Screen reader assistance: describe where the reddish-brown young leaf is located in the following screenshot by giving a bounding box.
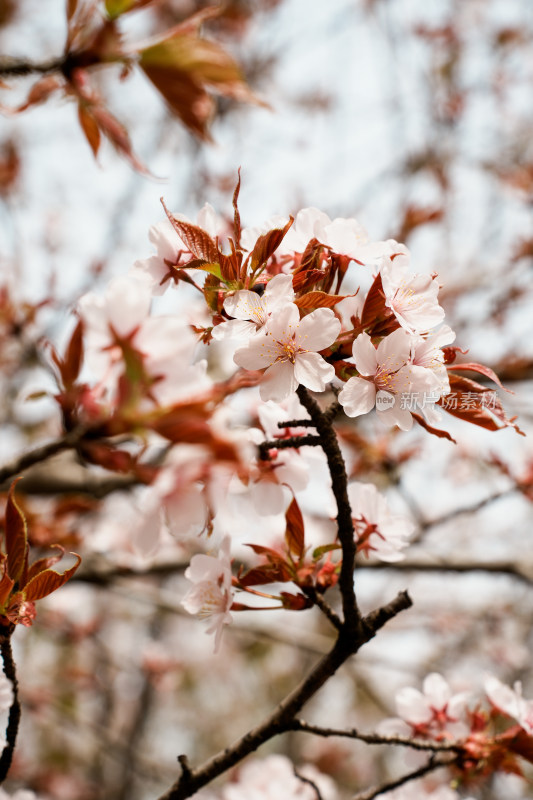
[505,728,533,765]
[292,269,326,293]
[280,591,312,610]
[441,374,524,435]
[295,290,347,310]
[78,103,101,158]
[25,545,65,584]
[411,412,457,443]
[4,481,29,586]
[232,169,242,248]
[0,556,14,609]
[442,345,469,364]
[447,362,511,392]
[284,496,305,558]
[23,553,82,603]
[161,199,220,263]
[60,317,84,388]
[238,563,291,587]
[1,75,63,114]
[249,218,294,272]
[89,101,153,176]
[360,272,387,329]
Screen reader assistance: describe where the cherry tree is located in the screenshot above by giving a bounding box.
[0,2,532,800]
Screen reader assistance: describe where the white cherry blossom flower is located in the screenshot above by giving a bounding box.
[348,482,414,561]
[485,675,533,734]
[221,755,338,800]
[380,252,445,334]
[212,274,295,341]
[182,536,234,652]
[78,274,211,408]
[377,673,472,740]
[233,304,340,402]
[338,329,430,430]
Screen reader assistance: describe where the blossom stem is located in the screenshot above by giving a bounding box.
[0,634,20,783]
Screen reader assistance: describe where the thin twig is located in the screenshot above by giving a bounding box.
[301,587,342,630]
[0,427,87,485]
[289,720,463,753]
[0,57,65,77]
[0,635,20,783]
[258,434,322,460]
[351,755,458,800]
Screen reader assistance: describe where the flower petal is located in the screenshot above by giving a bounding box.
[338,377,376,417]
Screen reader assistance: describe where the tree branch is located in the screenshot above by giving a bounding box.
[0,427,87,485]
[351,754,458,800]
[0,635,20,783]
[0,57,65,77]
[295,386,361,633]
[288,719,463,753]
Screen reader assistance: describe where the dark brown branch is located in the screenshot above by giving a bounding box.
[0,635,20,783]
[0,57,65,77]
[357,560,533,586]
[351,754,458,800]
[0,427,87,485]
[288,720,463,753]
[296,387,360,633]
[277,419,317,429]
[301,587,343,630]
[362,590,412,637]
[258,434,322,460]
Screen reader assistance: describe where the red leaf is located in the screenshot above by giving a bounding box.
[24,553,82,602]
[238,563,291,587]
[0,557,14,609]
[61,318,84,388]
[440,374,524,435]
[89,101,154,176]
[506,729,533,765]
[295,290,348,310]
[285,497,305,558]
[442,345,469,364]
[78,103,101,158]
[5,481,29,585]
[411,412,457,443]
[250,218,294,272]
[448,362,511,392]
[360,272,387,328]
[280,591,312,610]
[25,545,65,584]
[161,199,220,262]
[1,76,62,114]
[232,169,242,249]
[292,269,325,293]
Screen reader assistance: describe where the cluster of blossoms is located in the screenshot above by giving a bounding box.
[378,672,533,790]
[57,196,516,653]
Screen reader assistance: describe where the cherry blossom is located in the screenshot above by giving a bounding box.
[377,673,472,740]
[380,252,445,334]
[132,203,223,294]
[78,273,211,408]
[212,274,295,341]
[220,755,338,800]
[233,304,341,402]
[348,481,414,561]
[182,536,235,652]
[338,329,436,430]
[484,675,533,734]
